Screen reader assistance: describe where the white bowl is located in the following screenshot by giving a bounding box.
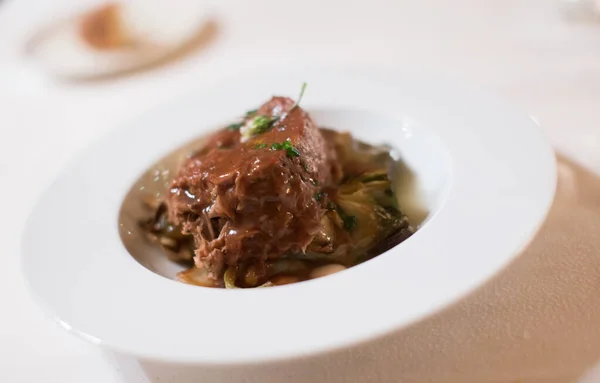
[20,69,556,382]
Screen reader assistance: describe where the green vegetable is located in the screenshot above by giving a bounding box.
[245,109,258,117]
[254,143,267,149]
[314,191,323,201]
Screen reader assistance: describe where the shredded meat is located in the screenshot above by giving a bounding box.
[167,97,337,278]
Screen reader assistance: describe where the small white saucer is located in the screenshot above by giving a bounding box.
[26,0,213,80]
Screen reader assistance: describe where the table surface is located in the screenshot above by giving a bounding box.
[1,0,600,382]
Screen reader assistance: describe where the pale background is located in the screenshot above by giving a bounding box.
[1,0,600,382]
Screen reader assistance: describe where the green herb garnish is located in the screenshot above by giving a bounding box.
[285,146,300,158]
[270,138,300,157]
[290,82,307,112]
[254,143,267,149]
[314,191,323,201]
[253,115,278,133]
[227,122,244,131]
[243,115,278,139]
[240,83,308,140]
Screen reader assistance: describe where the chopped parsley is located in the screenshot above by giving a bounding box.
[242,115,278,140]
[251,115,278,134]
[254,139,300,158]
[314,191,323,201]
[285,145,300,158]
[229,109,261,134]
[270,139,300,157]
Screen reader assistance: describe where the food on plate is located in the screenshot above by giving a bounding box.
[140,84,414,288]
[79,3,131,50]
[26,1,213,80]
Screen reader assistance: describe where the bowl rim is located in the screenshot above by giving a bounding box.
[20,68,556,364]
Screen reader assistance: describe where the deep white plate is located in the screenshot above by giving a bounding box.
[21,69,556,365]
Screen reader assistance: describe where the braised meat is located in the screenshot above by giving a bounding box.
[134,85,417,288]
[167,97,337,279]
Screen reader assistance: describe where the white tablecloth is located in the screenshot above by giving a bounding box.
[1,0,600,382]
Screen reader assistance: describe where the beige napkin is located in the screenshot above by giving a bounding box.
[112,153,600,383]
